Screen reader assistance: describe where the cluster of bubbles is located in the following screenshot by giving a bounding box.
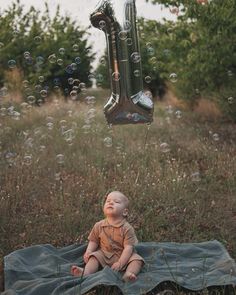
[165,105,182,119]
[3,44,87,104]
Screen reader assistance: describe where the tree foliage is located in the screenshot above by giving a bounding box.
[144,0,236,120]
[0,0,95,103]
[96,0,236,120]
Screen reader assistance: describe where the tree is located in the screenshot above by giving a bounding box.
[0,0,95,103]
[144,0,236,120]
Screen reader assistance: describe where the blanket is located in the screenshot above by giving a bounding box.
[2,240,236,294]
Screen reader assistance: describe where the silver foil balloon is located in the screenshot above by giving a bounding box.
[90,0,154,125]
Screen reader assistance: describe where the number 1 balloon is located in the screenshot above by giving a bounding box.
[90,0,154,125]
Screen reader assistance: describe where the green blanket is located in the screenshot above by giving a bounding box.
[2,240,236,294]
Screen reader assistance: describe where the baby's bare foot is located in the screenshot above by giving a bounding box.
[122,271,137,282]
[71,265,84,277]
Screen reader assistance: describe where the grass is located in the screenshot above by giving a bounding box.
[0,88,236,294]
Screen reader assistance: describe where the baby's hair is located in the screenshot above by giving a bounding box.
[103,191,129,209]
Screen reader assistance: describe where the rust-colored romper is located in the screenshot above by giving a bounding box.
[88,218,144,270]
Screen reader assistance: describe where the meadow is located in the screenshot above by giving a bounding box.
[0,88,236,294]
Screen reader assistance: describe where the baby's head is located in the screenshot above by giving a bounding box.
[103,191,129,218]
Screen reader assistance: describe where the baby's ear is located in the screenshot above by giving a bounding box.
[123,208,128,217]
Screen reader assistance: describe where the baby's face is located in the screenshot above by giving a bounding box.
[103,192,128,218]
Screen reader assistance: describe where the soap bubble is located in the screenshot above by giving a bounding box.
[73,79,80,86]
[25,57,34,65]
[68,110,73,117]
[56,154,65,164]
[134,70,140,77]
[0,86,8,97]
[99,20,106,30]
[54,85,61,92]
[212,133,219,141]
[25,87,32,95]
[75,57,81,64]
[144,76,152,83]
[124,20,131,31]
[195,88,200,95]
[227,70,233,77]
[149,57,157,64]
[12,111,21,120]
[112,72,120,81]
[46,122,53,130]
[39,145,46,152]
[72,44,79,51]
[38,76,44,82]
[60,120,67,128]
[71,63,77,71]
[0,107,6,116]
[68,78,74,85]
[53,78,61,85]
[22,80,30,88]
[131,52,141,63]
[163,49,171,57]
[70,90,78,100]
[96,74,104,83]
[88,74,95,82]
[23,154,32,165]
[24,51,31,59]
[87,108,96,119]
[59,48,66,55]
[36,56,44,65]
[126,38,133,46]
[5,152,16,165]
[147,47,155,56]
[27,95,36,104]
[35,84,42,93]
[57,59,63,65]
[160,142,170,153]
[82,124,91,134]
[65,65,73,74]
[79,82,86,90]
[191,172,201,182]
[63,129,75,143]
[228,96,234,104]
[40,89,47,98]
[85,96,96,105]
[100,57,106,65]
[169,6,179,15]
[175,110,182,119]
[12,29,19,37]
[169,73,178,83]
[54,172,61,181]
[166,105,173,114]
[104,137,112,147]
[8,60,17,69]
[48,54,56,63]
[34,36,41,44]
[118,31,127,40]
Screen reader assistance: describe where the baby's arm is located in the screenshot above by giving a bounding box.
[84,241,98,263]
[111,245,133,271]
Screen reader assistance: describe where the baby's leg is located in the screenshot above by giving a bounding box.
[122,260,143,282]
[71,256,100,277]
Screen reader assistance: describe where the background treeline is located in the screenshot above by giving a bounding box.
[0,0,94,103]
[97,0,236,121]
[0,0,236,121]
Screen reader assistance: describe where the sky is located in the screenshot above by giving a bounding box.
[0,0,176,66]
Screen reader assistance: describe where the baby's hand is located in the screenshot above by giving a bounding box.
[111,261,122,271]
[83,251,91,263]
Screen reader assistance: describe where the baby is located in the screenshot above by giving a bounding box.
[71,191,144,282]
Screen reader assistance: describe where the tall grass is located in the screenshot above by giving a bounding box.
[0,89,236,293]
